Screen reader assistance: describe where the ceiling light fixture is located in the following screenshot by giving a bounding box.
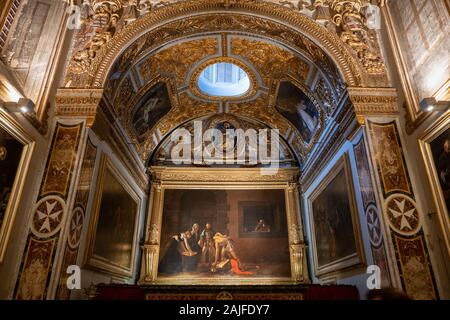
[1,98,36,114]
[419,97,450,112]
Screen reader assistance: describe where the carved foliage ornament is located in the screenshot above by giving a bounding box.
[329,0,386,74]
[69,0,124,74]
[65,0,365,88]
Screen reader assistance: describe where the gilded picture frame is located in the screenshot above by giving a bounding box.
[382,1,450,130]
[307,153,366,278]
[139,167,309,285]
[0,109,35,263]
[419,110,450,258]
[84,154,141,278]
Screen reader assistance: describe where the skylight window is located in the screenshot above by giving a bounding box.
[197,62,250,97]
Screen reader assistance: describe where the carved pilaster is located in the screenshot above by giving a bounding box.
[55,88,104,127]
[290,244,308,282]
[139,180,163,284]
[139,244,160,283]
[286,182,310,283]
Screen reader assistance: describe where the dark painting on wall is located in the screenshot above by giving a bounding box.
[275,81,319,143]
[132,82,172,140]
[239,201,287,238]
[310,155,364,275]
[0,126,24,226]
[430,127,450,216]
[92,166,138,271]
[158,189,290,280]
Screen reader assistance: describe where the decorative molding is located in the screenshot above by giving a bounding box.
[150,167,300,184]
[66,0,366,88]
[347,87,398,124]
[329,0,387,76]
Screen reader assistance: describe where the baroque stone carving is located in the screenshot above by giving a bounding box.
[68,0,124,74]
[148,223,159,244]
[329,0,386,75]
[150,166,300,183]
[289,224,302,245]
[65,0,364,88]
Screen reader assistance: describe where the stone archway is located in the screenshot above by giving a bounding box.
[65,0,374,89]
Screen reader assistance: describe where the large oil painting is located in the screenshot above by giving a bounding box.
[275,81,320,143]
[85,156,140,277]
[309,154,365,277]
[157,189,291,280]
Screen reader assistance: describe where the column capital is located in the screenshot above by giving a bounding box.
[55,88,104,127]
[347,87,399,124]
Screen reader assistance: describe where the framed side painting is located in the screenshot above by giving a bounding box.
[0,111,35,262]
[307,153,366,277]
[84,155,141,278]
[419,112,450,258]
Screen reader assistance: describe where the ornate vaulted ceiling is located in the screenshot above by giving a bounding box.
[61,0,390,167]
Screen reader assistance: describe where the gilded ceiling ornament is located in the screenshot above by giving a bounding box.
[229,96,307,160]
[314,76,335,116]
[64,1,364,88]
[230,37,310,88]
[138,38,218,86]
[59,0,394,171]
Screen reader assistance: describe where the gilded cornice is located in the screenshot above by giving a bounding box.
[347,87,398,124]
[150,166,300,184]
[55,88,104,127]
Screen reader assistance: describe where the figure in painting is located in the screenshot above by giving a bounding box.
[211,233,252,276]
[315,204,337,260]
[132,82,172,141]
[0,145,6,160]
[199,223,215,266]
[188,223,201,268]
[295,101,319,135]
[254,219,271,233]
[158,229,198,274]
[275,81,320,143]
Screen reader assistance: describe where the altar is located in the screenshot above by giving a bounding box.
[92,284,360,300]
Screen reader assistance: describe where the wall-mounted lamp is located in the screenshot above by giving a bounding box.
[419,97,450,112]
[1,98,35,114]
